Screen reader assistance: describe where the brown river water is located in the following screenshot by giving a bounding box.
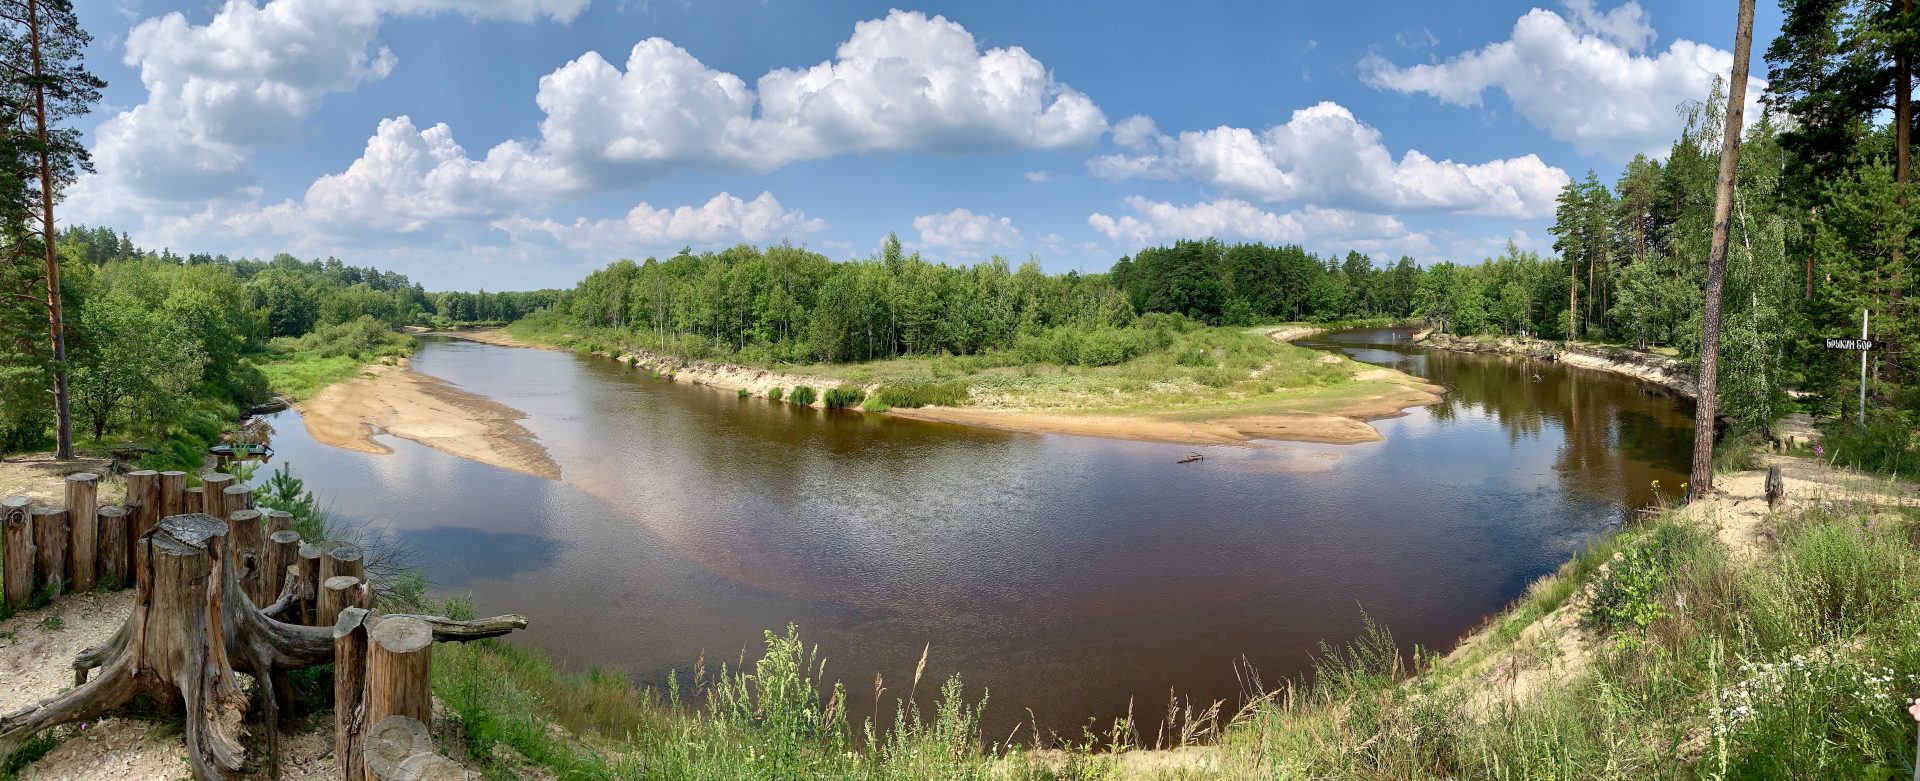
[255,327,1694,736]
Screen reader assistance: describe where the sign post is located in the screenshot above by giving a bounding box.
[1819,309,1874,429]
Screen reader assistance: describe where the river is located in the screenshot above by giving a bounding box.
[253,327,1694,736]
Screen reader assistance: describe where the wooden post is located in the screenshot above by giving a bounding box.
[1766,465,1785,510]
[2,497,32,609]
[222,484,253,515]
[229,509,266,605]
[97,505,129,589]
[158,470,186,517]
[184,486,204,515]
[265,530,301,605]
[322,541,366,588]
[334,607,371,781]
[364,617,434,768]
[298,542,323,625]
[201,473,235,522]
[319,575,361,630]
[64,473,97,591]
[31,507,67,595]
[124,470,159,543]
[365,714,466,781]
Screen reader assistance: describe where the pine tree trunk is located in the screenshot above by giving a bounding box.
[1690,0,1757,501]
[25,0,72,460]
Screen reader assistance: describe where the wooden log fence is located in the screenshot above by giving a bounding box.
[2,467,510,780]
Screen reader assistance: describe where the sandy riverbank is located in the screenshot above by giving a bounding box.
[296,358,561,480]
[440,326,1443,448]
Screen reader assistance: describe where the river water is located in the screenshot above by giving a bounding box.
[254,328,1694,735]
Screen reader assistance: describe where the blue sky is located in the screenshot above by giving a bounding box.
[68,0,1783,291]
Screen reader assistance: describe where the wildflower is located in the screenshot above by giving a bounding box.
[1814,444,1824,456]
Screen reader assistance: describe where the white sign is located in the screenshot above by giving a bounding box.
[1825,338,1876,351]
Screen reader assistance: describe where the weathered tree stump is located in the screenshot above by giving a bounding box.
[322,542,365,587]
[64,473,98,590]
[201,474,235,521]
[265,530,301,605]
[125,470,160,543]
[335,608,372,781]
[98,505,129,589]
[185,486,206,515]
[30,508,67,595]
[224,484,254,515]
[2,497,31,609]
[365,715,469,780]
[365,617,433,768]
[0,513,527,780]
[230,509,266,605]
[320,576,362,630]
[298,542,324,625]
[1766,464,1784,510]
[159,471,186,517]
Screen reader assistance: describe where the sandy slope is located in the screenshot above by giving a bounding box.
[295,359,560,480]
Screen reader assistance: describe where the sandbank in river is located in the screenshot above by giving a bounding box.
[294,358,561,479]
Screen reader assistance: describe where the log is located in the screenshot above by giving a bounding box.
[185,486,205,515]
[1,512,524,781]
[364,617,434,771]
[298,542,323,625]
[229,510,266,605]
[31,508,68,595]
[97,506,129,590]
[223,484,254,515]
[2,497,31,610]
[1766,464,1785,510]
[334,608,371,781]
[319,575,361,630]
[265,530,300,604]
[64,473,98,591]
[365,715,468,780]
[322,541,366,586]
[158,471,186,517]
[124,470,159,543]
[264,509,292,537]
[201,474,235,522]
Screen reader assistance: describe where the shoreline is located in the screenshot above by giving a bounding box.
[1419,331,1698,398]
[437,327,1446,448]
[293,357,562,480]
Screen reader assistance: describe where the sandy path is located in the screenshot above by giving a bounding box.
[296,359,561,480]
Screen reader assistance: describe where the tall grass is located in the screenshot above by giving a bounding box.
[1209,499,1920,780]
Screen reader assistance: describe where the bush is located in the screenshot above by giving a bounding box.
[823,385,865,409]
[271,315,414,361]
[1823,410,1918,476]
[861,398,890,412]
[872,380,968,408]
[768,387,783,401]
[737,388,750,398]
[788,386,816,406]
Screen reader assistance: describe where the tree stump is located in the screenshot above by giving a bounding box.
[365,617,433,764]
[30,508,67,595]
[125,470,160,543]
[298,542,324,625]
[201,474,235,522]
[185,486,205,515]
[1766,464,1784,510]
[98,505,129,589]
[335,608,371,781]
[229,510,266,605]
[2,497,31,609]
[224,484,254,515]
[64,473,98,590]
[365,715,469,780]
[320,576,362,630]
[265,530,301,605]
[159,471,187,517]
[1,513,528,781]
[322,542,365,587]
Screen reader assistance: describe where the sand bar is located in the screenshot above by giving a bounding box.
[295,359,561,480]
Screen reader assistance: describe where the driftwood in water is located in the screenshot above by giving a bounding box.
[98,505,129,588]
[1,497,30,609]
[64,473,98,591]
[0,513,526,781]
[30,508,66,595]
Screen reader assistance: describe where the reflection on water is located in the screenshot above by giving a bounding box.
[256,329,1692,735]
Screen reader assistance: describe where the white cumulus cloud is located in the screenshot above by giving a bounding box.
[495,192,825,253]
[912,208,1023,252]
[1360,2,1762,160]
[1088,196,1433,257]
[1087,102,1566,219]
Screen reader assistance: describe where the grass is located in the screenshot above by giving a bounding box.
[1191,492,1920,781]
[255,316,417,402]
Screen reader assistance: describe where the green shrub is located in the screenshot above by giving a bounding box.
[737,388,750,398]
[823,385,865,409]
[269,316,415,361]
[768,387,784,401]
[861,398,890,412]
[1823,410,1918,477]
[872,380,968,408]
[788,385,816,406]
